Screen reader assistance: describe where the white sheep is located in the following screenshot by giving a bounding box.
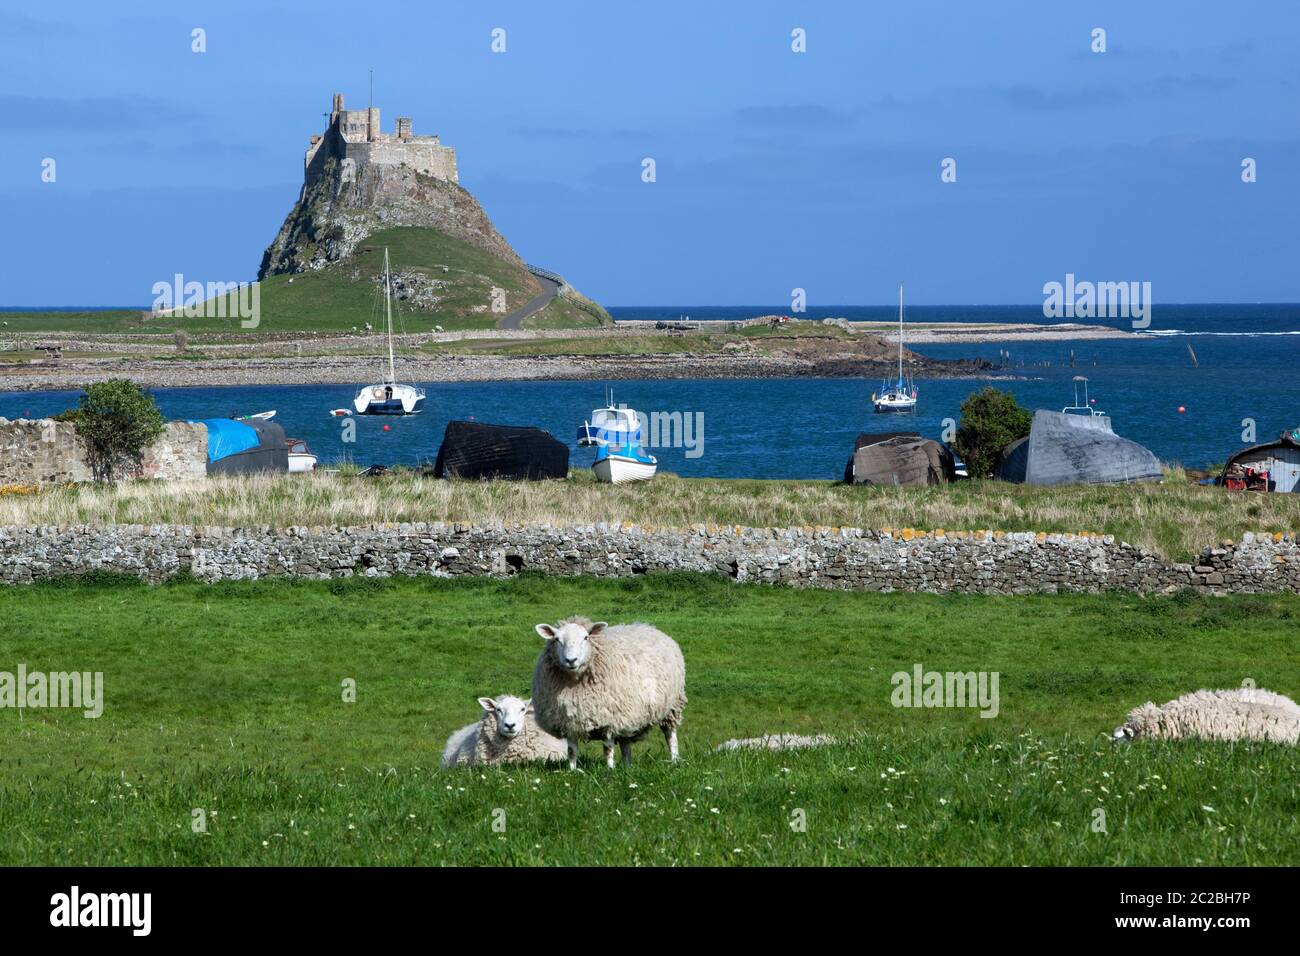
[531,616,686,769]
[715,734,835,752]
[1113,688,1300,745]
[440,695,569,768]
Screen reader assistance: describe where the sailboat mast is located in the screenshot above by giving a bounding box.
[897,283,904,383]
[384,248,396,384]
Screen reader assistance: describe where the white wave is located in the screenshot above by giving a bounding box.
[1136,329,1300,337]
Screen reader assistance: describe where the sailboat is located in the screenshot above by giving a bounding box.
[352,248,426,415]
[872,283,918,413]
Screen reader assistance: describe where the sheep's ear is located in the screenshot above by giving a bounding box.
[535,624,556,640]
[478,697,497,713]
[587,621,609,637]
[523,698,534,714]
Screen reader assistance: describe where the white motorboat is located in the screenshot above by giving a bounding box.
[579,392,657,483]
[353,248,426,416]
[872,283,918,413]
[287,438,318,473]
[578,393,643,447]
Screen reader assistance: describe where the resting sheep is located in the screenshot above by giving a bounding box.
[1113,688,1300,745]
[440,695,569,768]
[531,616,686,769]
[716,733,835,752]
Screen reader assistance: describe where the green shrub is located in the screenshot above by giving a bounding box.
[59,379,166,483]
[954,386,1033,479]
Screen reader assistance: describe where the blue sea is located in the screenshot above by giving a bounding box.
[2,303,1297,478]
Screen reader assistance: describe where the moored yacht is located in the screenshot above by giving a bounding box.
[353,248,426,416]
[873,283,918,413]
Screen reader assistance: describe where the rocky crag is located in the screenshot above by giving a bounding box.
[258,156,529,280]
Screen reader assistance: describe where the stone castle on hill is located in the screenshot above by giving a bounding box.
[303,92,458,186]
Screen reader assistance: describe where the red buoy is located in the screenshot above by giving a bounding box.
[383,424,390,431]
[1177,406,1186,414]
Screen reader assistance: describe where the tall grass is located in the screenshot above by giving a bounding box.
[1,471,1296,560]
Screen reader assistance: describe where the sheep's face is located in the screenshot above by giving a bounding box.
[1112,725,1136,743]
[479,695,532,739]
[536,620,607,675]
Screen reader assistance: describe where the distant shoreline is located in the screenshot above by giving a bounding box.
[0,319,1132,392]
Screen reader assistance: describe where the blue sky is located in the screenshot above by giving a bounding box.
[2,0,1297,307]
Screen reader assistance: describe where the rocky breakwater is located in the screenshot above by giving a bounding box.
[0,523,1297,594]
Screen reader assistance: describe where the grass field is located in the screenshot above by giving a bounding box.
[0,227,611,336]
[0,573,1295,865]
[4,469,1297,562]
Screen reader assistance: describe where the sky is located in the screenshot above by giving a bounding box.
[1,0,1297,307]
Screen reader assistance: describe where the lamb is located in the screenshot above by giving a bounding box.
[531,616,687,769]
[1113,688,1300,745]
[440,695,569,768]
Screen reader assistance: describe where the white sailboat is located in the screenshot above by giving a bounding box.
[872,283,918,413]
[353,248,426,415]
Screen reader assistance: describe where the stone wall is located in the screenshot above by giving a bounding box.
[0,419,206,487]
[0,522,1295,593]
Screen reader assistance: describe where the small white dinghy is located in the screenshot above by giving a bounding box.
[287,438,318,473]
[592,448,658,484]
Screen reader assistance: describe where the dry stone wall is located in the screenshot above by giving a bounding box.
[0,420,206,486]
[0,522,1295,593]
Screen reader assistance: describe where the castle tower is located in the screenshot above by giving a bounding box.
[304,89,458,185]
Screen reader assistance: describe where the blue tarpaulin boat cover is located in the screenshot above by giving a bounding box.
[193,418,259,463]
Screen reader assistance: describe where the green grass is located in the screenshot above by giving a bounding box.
[0,311,146,334]
[0,227,607,336]
[0,573,1295,865]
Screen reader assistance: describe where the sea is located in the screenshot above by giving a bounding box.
[1,303,1297,479]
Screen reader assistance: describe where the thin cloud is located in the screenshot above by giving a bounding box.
[733,104,852,129]
[0,95,205,130]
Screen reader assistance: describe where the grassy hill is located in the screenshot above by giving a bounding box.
[0,227,610,336]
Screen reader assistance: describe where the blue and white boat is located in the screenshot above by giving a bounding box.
[353,248,426,416]
[579,394,657,483]
[872,283,918,413]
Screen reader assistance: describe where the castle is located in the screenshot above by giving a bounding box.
[303,92,458,186]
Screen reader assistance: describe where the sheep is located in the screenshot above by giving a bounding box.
[715,734,835,752]
[440,695,569,768]
[531,616,686,769]
[1113,688,1300,745]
